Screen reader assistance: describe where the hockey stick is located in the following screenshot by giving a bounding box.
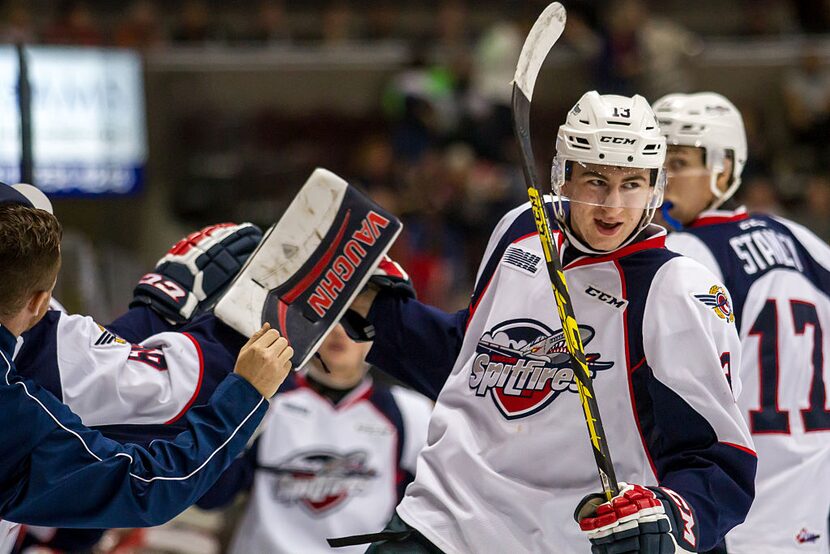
[511,3,619,501]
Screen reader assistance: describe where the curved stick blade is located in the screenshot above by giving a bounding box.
[512,2,566,102]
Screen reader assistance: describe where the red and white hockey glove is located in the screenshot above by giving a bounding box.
[340,255,415,341]
[575,483,699,554]
[131,222,263,324]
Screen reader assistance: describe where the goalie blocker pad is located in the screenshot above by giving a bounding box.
[214,168,402,369]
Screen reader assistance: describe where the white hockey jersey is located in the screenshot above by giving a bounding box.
[227,374,432,554]
[13,309,240,441]
[367,202,757,554]
[667,207,830,554]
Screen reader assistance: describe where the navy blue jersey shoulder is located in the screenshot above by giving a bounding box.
[16,310,63,400]
[682,215,830,328]
[617,246,755,551]
[615,246,682,367]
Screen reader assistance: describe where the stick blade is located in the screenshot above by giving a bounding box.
[513,2,566,101]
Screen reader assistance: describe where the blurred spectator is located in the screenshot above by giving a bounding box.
[245,0,291,45]
[792,0,830,34]
[115,0,165,51]
[561,4,602,59]
[462,21,522,162]
[740,0,799,35]
[737,101,775,180]
[739,175,788,215]
[172,0,224,44]
[795,174,830,242]
[352,135,398,192]
[365,1,400,42]
[783,46,830,170]
[383,50,458,162]
[431,0,473,66]
[321,0,356,46]
[42,0,105,46]
[0,0,35,43]
[598,0,700,99]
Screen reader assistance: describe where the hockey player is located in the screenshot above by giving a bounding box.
[339,91,756,553]
[653,91,830,554]
[196,322,432,554]
[0,189,294,553]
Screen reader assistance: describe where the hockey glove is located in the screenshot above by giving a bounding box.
[575,483,699,554]
[131,222,263,324]
[340,255,415,342]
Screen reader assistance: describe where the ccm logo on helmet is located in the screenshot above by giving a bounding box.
[600,136,636,145]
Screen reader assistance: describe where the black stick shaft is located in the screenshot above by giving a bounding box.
[512,86,619,500]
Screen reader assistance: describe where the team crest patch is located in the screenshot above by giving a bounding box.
[693,286,735,323]
[470,319,613,420]
[264,450,376,516]
[796,528,821,544]
[501,245,541,276]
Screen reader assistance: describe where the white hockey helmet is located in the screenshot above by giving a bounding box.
[652,92,747,209]
[552,91,667,253]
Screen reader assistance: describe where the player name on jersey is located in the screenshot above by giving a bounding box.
[728,220,803,275]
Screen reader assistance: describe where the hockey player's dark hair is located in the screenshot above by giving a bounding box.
[0,204,62,317]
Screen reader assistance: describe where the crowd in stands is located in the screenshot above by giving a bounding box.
[2,0,829,313]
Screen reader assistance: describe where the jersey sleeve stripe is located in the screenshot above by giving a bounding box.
[164,332,206,425]
[720,441,757,457]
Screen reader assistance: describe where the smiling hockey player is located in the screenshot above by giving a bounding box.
[337,91,757,553]
[655,91,830,554]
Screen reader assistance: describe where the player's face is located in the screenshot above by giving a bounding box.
[308,324,371,388]
[563,162,652,251]
[661,146,714,226]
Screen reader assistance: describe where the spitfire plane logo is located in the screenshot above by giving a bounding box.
[263,450,377,515]
[469,319,613,419]
[693,285,735,323]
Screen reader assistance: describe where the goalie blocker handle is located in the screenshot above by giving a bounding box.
[512,84,619,500]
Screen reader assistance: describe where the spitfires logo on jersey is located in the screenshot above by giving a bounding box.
[264,450,377,516]
[470,319,613,419]
[693,285,735,323]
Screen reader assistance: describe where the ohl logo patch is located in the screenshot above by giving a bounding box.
[693,285,735,323]
[469,319,613,419]
[264,450,376,516]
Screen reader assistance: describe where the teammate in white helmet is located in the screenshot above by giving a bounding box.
[655,91,830,554]
[337,91,756,554]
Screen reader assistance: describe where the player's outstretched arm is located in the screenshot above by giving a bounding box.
[0,325,290,528]
[346,257,467,400]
